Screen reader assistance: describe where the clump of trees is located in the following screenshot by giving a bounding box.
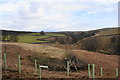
[62,31,97,43]
[78,36,120,55]
[55,36,73,44]
[79,37,99,52]
[2,35,19,42]
[40,31,45,35]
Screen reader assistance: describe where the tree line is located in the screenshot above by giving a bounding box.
[2,35,19,42]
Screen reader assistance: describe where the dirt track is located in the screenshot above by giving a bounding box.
[1,42,119,79]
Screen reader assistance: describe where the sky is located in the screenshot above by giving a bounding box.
[0,0,119,32]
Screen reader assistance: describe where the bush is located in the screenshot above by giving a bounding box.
[2,35,10,41]
[2,35,19,42]
[65,44,87,71]
[28,54,66,71]
[9,35,19,42]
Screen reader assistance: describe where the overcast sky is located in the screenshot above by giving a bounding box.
[0,0,119,32]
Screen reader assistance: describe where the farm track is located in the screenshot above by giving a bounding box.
[1,42,119,79]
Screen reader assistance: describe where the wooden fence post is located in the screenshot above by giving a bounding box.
[67,61,70,76]
[38,65,42,80]
[3,53,7,69]
[100,67,103,77]
[92,64,95,78]
[38,65,48,80]
[35,59,38,73]
[88,64,91,78]
[18,55,21,73]
[116,68,118,77]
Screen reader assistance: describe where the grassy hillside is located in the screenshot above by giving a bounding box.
[95,28,118,36]
[1,27,119,54]
[77,27,120,55]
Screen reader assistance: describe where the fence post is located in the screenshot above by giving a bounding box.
[116,68,118,77]
[92,64,95,78]
[67,61,70,76]
[38,65,48,80]
[35,59,38,73]
[38,65,42,80]
[100,67,103,77]
[3,53,7,69]
[18,55,21,73]
[88,64,91,78]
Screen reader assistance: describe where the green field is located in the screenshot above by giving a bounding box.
[46,33,65,36]
[18,33,65,43]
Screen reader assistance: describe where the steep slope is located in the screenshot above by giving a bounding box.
[77,28,120,55]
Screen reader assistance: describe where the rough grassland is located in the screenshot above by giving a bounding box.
[2,42,119,78]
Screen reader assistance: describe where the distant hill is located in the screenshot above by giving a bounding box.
[76,27,120,55]
[51,27,119,43]
[1,30,34,36]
